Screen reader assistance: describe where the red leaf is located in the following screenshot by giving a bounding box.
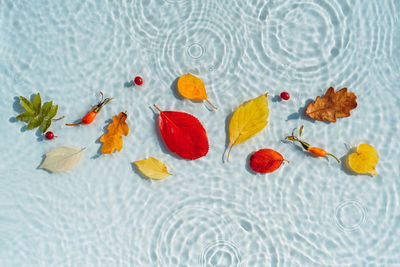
[249,149,286,173]
[154,105,209,160]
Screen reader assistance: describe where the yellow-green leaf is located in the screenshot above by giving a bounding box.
[27,116,43,129]
[32,93,41,113]
[20,96,34,114]
[134,157,171,180]
[41,101,53,117]
[16,112,36,122]
[41,118,52,133]
[48,105,58,119]
[227,93,269,161]
[347,143,379,176]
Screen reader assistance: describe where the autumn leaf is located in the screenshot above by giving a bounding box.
[39,146,85,173]
[134,157,171,179]
[347,144,378,176]
[177,73,217,110]
[249,149,288,173]
[227,94,269,161]
[305,87,357,122]
[100,112,129,154]
[153,104,209,160]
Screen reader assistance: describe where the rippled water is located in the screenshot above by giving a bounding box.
[1,0,399,266]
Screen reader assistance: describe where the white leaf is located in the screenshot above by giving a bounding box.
[40,146,85,173]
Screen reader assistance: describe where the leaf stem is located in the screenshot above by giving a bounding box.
[66,122,82,126]
[326,153,340,163]
[153,104,162,113]
[206,99,218,110]
[226,143,234,162]
[52,116,65,121]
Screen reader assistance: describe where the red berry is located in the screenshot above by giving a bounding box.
[45,131,57,140]
[134,76,143,86]
[280,91,290,100]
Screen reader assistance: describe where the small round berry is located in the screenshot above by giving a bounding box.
[134,76,143,86]
[280,91,290,100]
[45,131,56,140]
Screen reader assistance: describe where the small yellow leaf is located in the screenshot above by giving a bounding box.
[348,143,379,176]
[134,157,171,180]
[177,73,217,110]
[227,94,269,161]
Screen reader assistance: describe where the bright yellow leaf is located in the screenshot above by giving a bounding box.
[177,73,217,110]
[227,93,269,161]
[134,157,171,180]
[100,112,129,154]
[348,143,378,176]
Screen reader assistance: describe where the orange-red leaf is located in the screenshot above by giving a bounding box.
[154,105,209,160]
[100,112,129,154]
[305,87,357,122]
[249,149,286,173]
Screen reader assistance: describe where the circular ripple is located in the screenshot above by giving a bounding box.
[334,200,367,232]
[248,0,383,87]
[201,240,241,267]
[187,43,205,59]
[152,10,246,95]
[147,196,278,266]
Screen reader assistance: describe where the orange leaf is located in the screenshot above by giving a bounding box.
[100,112,129,154]
[177,73,217,110]
[305,87,357,122]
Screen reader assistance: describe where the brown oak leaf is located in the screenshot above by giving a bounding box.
[305,87,357,122]
[100,112,129,154]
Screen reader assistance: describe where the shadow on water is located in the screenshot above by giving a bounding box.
[124,80,134,88]
[222,111,234,163]
[271,95,282,103]
[91,118,113,159]
[170,77,184,100]
[286,98,328,123]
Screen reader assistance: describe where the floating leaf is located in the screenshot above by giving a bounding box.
[177,73,217,110]
[99,112,129,154]
[48,105,58,119]
[16,112,36,122]
[347,143,378,176]
[42,118,52,133]
[134,157,171,179]
[32,93,41,114]
[154,104,209,160]
[249,149,287,173]
[27,116,43,129]
[17,93,60,133]
[19,96,34,114]
[41,101,53,117]
[227,94,269,161]
[39,146,85,173]
[305,87,357,122]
